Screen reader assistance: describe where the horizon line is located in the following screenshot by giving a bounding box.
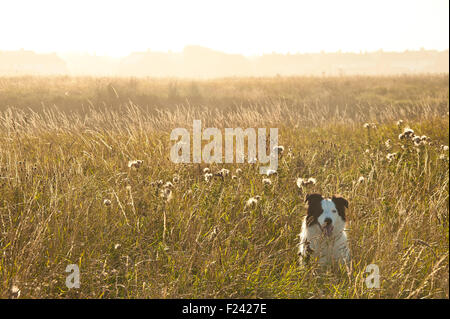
[1,46,449,59]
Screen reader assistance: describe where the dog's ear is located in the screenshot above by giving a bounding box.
[332,195,348,208]
[332,195,348,221]
[305,193,323,204]
[305,194,323,226]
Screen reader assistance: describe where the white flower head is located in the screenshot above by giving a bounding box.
[273,145,285,155]
[385,139,392,149]
[128,160,143,169]
[204,173,213,182]
[160,188,173,202]
[245,196,261,209]
[163,181,174,189]
[217,168,230,178]
[265,169,277,176]
[386,152,398,162]
[402,127,415,138]
[296,177,316,188]
[413,135,422,146]
[10,285,20,299]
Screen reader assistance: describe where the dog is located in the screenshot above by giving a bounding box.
[298,193,350,266]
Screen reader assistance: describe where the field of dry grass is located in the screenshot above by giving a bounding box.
[0,75,448,298]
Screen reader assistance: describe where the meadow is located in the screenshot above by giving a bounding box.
[0,75,448,298]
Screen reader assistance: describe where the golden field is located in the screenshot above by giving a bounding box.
[0,75,448,298]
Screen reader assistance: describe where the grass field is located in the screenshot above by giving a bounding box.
[0,75,448,298]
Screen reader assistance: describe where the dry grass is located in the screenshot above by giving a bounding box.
[0,75,448,298]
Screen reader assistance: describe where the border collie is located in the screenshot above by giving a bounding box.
[298,193,350,266]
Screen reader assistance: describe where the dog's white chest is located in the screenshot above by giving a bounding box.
[298,219,350,265]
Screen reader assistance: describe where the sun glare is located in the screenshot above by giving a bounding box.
[0,0,448,57]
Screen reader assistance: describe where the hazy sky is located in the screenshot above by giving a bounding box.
[1,0,448,57]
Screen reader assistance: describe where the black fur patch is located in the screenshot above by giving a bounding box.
[332,195,348,222]
[305,193,323,227]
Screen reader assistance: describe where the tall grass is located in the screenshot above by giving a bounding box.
[0,75,448,298]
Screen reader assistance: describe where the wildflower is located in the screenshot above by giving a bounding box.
[217,168,230,178]
[402,128,415,138]
[286,147,294,159]
[203,167,210,173]
[358,176,365,184]
[296,178,305,188]
[265,169,277,176]
[363,123,377,129]
[385,139,392,150]
[231,175,238,180]
[386,153,398,162]
[413,136,422,146]
[439,154,447,160]
[128,160,143,169]
[172,175,180,184]
[262,178,272,186]
[163,181,174,189]
[235,168,243,175]
[204,173,213,182]
[10,285,20,299]
[114,243,121,250]
[273,145,285,154]
[441,145,449,152]
[396,120,404,127]
[296,177,317,188]
[245,196,261,209]
[160,188,173,202]
[103,199,112,206]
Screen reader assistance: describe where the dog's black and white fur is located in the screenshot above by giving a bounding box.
[298,194,350,265]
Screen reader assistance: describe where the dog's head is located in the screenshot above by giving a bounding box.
[305,193,348,237]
